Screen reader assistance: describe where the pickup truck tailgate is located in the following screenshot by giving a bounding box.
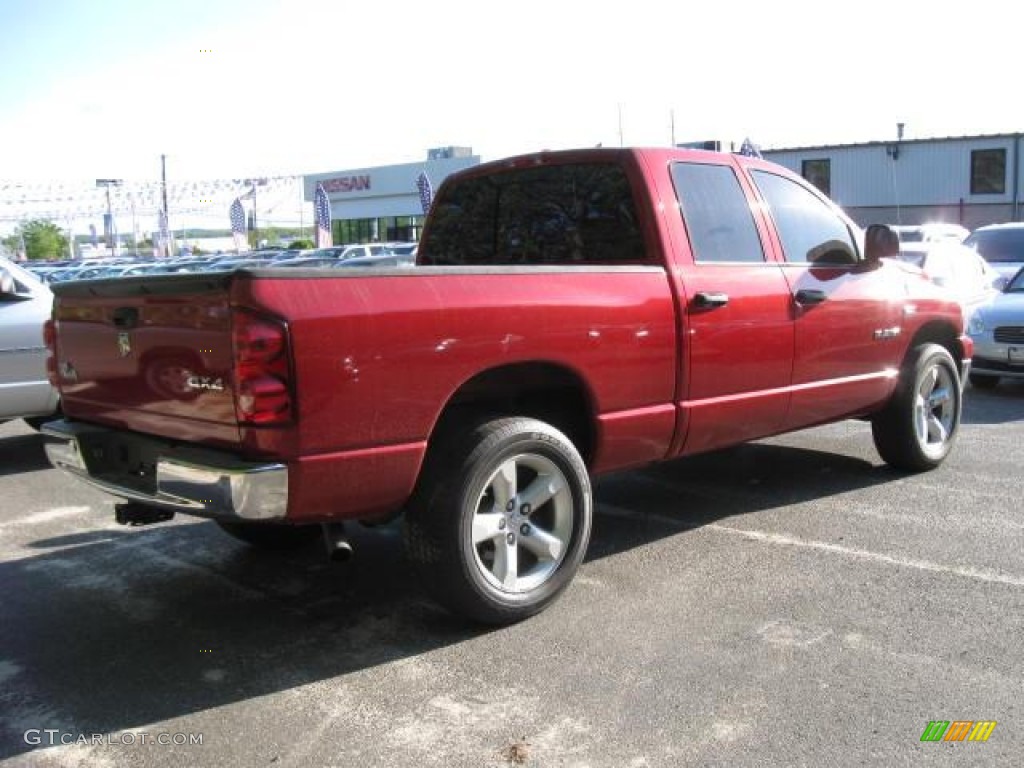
[52,274,241,447]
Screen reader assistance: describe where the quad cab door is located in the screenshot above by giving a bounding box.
[658,155,795,455]
[746,168,903,430]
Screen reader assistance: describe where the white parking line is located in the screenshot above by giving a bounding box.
[706,524,1024,588]
[1,506,92,527]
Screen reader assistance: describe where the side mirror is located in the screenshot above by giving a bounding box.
[864,224,899,264]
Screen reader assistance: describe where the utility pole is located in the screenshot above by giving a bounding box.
[130,194,139,257]
[95,178,123,257]
[161,154,170,257]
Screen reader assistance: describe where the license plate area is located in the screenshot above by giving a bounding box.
[1009,347,1024,365]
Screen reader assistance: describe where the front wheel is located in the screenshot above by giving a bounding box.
[404,417,592,625]
[872,343,962,471]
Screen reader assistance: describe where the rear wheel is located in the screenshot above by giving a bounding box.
[216,521,320,550]
[404,417,592,624]
[969,372,999,389]
[872,343,962,471]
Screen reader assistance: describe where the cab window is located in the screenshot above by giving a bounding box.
[420,162,647,266]
[670,162,766,263]
[752,171,858,266]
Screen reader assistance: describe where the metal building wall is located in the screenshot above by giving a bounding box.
[763,134,1023,229]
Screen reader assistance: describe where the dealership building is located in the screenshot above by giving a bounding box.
[763,132,1023,229]
[303,146,479,244]
[302,133,1023,243]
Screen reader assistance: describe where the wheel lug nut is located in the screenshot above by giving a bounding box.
[507,533,516,545]
[506,500,515,512]
[498,518,506,530]
[520,524,530,535]
[521,504,531,516]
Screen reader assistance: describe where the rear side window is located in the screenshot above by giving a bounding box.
[671,162,765,263]
[751,171,858,266]
[420,163,646,266]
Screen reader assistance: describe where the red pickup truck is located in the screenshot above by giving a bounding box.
[43,148,972,623]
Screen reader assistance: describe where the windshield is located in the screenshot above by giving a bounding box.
[1007,268,1024,293]
[964,228,1024,263]
[1,255,45,289]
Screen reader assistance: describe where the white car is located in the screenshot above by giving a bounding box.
[963,222,1024,282]
[891,223,969,245]
[309,244,395,261]
[896,241,1003,322]
[0,256,59,428]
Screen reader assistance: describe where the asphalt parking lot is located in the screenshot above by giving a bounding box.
[1,382,1023,767]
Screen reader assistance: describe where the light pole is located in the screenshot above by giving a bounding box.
[161,154,170,258]
[886,123,905,225]
[95,178,123,257]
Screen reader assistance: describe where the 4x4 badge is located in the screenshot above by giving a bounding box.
[117,332,132,357]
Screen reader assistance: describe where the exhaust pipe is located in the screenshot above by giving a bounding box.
[114,502,174,526]
[321,522,353,562]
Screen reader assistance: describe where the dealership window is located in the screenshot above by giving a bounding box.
[801,159,831,196]
[970,149,1006,195]
[335,216,425,245]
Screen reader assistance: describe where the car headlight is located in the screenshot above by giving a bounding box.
[968,312,986,335]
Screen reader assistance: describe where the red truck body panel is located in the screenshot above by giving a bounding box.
[48,147,970,524]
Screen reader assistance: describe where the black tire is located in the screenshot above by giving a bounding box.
[404,417,592,625]
[216,521,320,550]
[872,343,962,471]
[969,372,999,390]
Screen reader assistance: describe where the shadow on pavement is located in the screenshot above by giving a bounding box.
[0,432,51,478]
[590,441,892,558]
[962,380,1024,425]
[0,439,909,759]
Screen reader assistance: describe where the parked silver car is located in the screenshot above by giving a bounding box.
[967,267,1024,389]
[0,256,59,427]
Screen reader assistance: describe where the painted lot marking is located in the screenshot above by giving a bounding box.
[706,524,1024,588]
[597,501,1024,589]
[2,506,91,527]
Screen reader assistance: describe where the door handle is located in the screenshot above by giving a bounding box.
[794,289,827,306]
[694,291,729,309]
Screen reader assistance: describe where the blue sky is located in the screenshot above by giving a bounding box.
[0,0,1020,229]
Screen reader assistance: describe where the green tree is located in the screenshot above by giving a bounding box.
[288,239,314,250]
[1,232,21,257]
[8,219,70,260]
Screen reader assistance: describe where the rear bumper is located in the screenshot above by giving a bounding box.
[42,419,288,521]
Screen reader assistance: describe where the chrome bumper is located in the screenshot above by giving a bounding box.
[42,420,288,521]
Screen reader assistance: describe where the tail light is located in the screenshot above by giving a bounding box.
[43,317,58,387]
[232,310,293,425]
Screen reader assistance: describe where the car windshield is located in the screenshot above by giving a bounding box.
[964,228,1024,263]
[1007,269,1024,293]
